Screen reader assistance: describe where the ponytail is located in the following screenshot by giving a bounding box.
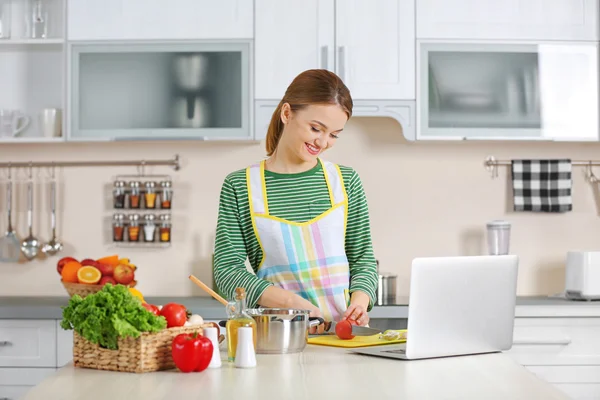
[265,102,285,156]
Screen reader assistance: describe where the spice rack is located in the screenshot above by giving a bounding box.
[110,174,173,248]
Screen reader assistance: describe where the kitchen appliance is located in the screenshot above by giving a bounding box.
[171,96,210,128]
[172,53,209,91]
[243,308,321,354]
[565,251,600,300]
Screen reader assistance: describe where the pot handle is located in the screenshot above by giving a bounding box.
[308,317,324,328]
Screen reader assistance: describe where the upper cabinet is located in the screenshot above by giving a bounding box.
[68,41,252,141]
[254,0,415,101]
[417,0,599,41]
[67,0,254,41]
[417,42,599,141]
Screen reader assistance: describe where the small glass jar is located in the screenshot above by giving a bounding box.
[144,181,157,209]
[160,181,172,209]
[127,214,140,242]
[143,214,157,242]
[112,213,125,242]
[159,214,171,243]
[113,181,126,209]
[128,181,141,209]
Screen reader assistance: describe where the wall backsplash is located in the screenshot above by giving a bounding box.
[2,117,600,298]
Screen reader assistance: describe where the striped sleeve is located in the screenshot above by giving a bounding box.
[344,169,378,311]
[213,175,272,307]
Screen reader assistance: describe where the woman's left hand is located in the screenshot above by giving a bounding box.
[343,291,370,326]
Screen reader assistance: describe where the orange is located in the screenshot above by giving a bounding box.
[77,266,102,284]
[61,261,82,283]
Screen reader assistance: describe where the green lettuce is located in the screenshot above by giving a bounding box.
[60,284,166,350]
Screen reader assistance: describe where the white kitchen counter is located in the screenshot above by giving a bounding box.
[21,346,569,400]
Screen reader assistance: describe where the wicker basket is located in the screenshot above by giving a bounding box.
[62,280,137,298]
[73,325,202,373]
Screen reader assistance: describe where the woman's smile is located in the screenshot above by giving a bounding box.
[305,142,321,156]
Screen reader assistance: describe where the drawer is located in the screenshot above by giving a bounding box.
[0,367,56,400]
[0,385,34,400]
[506,318,600,366]
[56,321,73,368]
[0,320,56,367]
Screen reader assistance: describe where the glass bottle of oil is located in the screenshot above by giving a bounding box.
[225,287,257,362]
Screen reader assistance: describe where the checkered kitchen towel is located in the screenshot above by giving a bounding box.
[511,159,572,212]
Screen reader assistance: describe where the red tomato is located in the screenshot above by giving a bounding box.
[160,303,189,328]
[142,303,160,316]
[171,332,213,373]
[335,319,355,340]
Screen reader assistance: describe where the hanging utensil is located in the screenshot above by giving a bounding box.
[21,165,40,260]
[0,166,21,263]
[42,165,62,256]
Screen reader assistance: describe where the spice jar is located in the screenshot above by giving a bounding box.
[127,214,141,242]
[128,181,141,209]
[113,181,126,209]
[144,181,157,209]
[112,213,125,242]
[160,181,172,209]
[159,214,171,243]
[143,214,157,242]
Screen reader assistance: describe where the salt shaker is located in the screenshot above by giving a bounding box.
[203,327,221,369]
[234,327,256,368]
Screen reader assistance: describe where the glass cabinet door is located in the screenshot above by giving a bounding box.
[69,41,251,141]
[418,42,599,140]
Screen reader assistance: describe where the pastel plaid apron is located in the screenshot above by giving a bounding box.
[246,159,350,321]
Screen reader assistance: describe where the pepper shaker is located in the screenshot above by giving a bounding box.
[113,180,126,209]
[234,327,256,368]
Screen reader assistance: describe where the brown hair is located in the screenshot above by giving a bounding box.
[265,69,353,156]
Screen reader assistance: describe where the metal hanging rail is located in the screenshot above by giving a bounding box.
[0,154,180,171]
[485,155,600,181]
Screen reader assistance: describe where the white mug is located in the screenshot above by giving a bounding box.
[40,108,62,137]
[0,109,30,137]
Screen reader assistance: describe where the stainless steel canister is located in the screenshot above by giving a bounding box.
[246,308,321,354]
[377,272,398,305]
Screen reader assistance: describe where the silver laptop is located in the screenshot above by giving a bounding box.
[352,255,519,360]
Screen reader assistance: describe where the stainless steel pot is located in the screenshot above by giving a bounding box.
[246,308,321,354]
[377,272,398,305]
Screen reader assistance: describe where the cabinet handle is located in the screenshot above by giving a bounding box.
[337,46,346,81]
[0,341,11,346]
[513,339,572,346]
[320,46,329,70]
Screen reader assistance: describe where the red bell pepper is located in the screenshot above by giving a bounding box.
[171,332,214,373]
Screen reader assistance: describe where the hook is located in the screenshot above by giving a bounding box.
[139,160,146,177]
[588,161,598,183]
[485,156,498,179]
[28,161,33,180]
[51,162,55,180]
[6,162,11,180]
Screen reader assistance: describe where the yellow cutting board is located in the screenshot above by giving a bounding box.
[308,331,407,348]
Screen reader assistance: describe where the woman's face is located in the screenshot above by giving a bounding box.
[278,103,348,163]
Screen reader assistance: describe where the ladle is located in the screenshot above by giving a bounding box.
[42,165,62,256]
[21,165,40,261]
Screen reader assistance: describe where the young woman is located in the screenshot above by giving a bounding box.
[213,69,378,330]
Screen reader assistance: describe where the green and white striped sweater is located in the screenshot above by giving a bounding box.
[213,160,378,311]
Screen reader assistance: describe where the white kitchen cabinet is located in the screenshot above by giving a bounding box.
[0,368,56,400]
[417,0,599,41]
[335,0,415,100]
[56,321,72,368]
[0,320,56,368]
[67,0,254,41]
[254,0,334,100]
[415,41,599,141]
[506,317,600,400]
[254,0,415,101]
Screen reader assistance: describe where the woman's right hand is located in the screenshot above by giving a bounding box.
[309,309,325,335]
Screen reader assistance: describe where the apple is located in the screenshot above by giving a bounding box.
[57,257,78,275]
[113,264,135,285]
[80,258,99,267]
[96,263,115,277]
[99,276,117,286]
